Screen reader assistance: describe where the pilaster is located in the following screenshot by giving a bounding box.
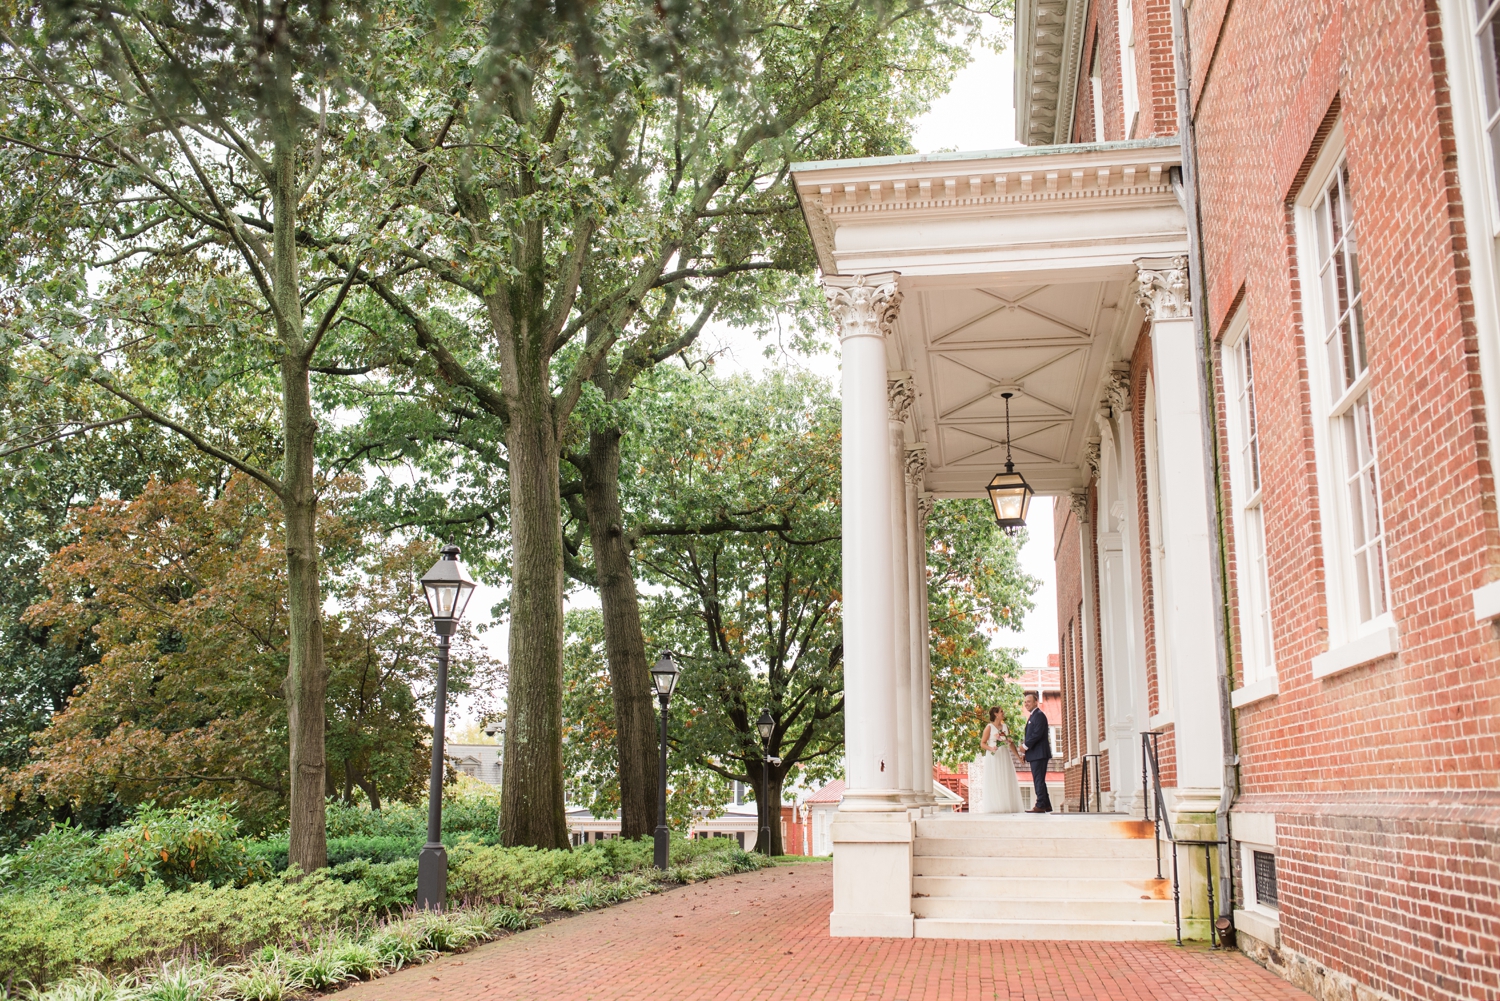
[1135,257,1223,797]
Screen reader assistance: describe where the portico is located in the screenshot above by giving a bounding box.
[792,138,1226,939]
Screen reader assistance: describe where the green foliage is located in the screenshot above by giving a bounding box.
[0,872,375,986]
[0,803,267,891]
[561,369,1038,831]
[0,825,765,988]
[926,501,1036,766]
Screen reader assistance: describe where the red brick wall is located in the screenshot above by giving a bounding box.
[1185,0,1500,995]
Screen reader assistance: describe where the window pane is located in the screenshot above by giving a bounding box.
[1340,392,1388,624]
[1480,3,1500,119]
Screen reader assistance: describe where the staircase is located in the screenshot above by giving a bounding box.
[911,813,1177,940]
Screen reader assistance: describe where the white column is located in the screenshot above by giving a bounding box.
[824,272,913,939]
[1136,257,1224,815]
[887,375,915,803]
[905,447,933,805]
[917,492,935,806]
[1070,491,1100,762]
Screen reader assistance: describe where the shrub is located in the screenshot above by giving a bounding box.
[0,803,268,893]
[0,871,373,985]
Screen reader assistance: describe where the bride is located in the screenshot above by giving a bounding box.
[973,706,1024,814]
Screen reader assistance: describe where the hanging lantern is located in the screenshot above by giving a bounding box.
[987,392,1034,535]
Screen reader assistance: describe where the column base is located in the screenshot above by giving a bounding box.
[829,807,914,939]
[838,787,908,812]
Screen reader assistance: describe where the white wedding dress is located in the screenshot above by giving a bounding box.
[972,723,1024,814]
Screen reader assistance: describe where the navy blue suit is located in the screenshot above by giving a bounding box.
[1022,707,1052,812]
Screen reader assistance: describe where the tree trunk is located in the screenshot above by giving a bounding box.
[499,357,571,849]
[752,767,785,856]
[580,426,658,840]
[281,363,328,872]
[273,110,328,874]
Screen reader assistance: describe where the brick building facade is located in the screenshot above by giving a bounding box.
[1031,1,1500,998]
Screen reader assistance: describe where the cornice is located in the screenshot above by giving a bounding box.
[1014,0,1087,146]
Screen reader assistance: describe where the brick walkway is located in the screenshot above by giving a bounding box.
[339,862,1311,1000]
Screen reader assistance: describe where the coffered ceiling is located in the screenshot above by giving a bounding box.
[897,279,1135,496]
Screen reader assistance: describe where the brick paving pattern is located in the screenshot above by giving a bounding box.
[339,863,1312,1000]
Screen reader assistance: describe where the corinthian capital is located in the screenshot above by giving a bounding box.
[916,491,936,526]
[823,271,902,342]
[1083,438,1101,479]
[1104,370,1132,414]
[1135,256,1192,321]
[888,372,916,424]
[904,442,929,485]
[1069,490,1090,525]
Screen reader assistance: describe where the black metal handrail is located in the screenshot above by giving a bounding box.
[1077,753,1103,813]
[1141,731,1225,948]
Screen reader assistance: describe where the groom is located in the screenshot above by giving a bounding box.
[1019,692,1053,813]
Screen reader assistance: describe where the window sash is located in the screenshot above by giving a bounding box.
[1304,155,1391,631]
[1474,0,1500,204]
[1225,333,1274,680]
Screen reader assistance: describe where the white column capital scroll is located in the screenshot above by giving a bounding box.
[1104,370,1132,415]
[824,271,903,342]
[903,442,929,485]
[1083,438,1102,479]
[1070,489,1090,525]
[888,371,917,424]
[916,491,935,525]
[1135,256,1192,321]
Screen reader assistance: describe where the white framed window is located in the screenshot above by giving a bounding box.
[1222,311,1276,696]
[1296,124,1395,653]
[1119,0,1139,138]
[1090,41,1105,142]
[1471,0,1500,222]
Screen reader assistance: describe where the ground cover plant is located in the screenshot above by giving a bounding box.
[0,793,768,995]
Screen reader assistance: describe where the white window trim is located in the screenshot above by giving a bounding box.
[1118,0,1139,139]
[1293,120,1399,653]
[1438,0,1500,622]
[1235,838,1281,946]
[1221,309,1278,696]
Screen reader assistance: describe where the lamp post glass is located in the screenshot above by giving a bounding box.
[416,546,475,910]
[652,652,680,869]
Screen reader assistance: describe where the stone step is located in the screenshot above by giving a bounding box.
[914,855,1162,879]
[912,895,1176,922]
[914,917,1177,941]
[913,875,1171,901]
[915,815,1155,840]
[913,837,1158,859]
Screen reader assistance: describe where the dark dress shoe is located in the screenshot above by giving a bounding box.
[1026,807,1046,813]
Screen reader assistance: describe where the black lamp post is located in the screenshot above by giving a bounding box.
[755,709,780,854]
[416,545,476,910]
[987,391,1034,536]
[650,651,681,870]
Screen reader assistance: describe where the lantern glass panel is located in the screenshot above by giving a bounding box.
[987,471,1033,527]
[650,653,680,697]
